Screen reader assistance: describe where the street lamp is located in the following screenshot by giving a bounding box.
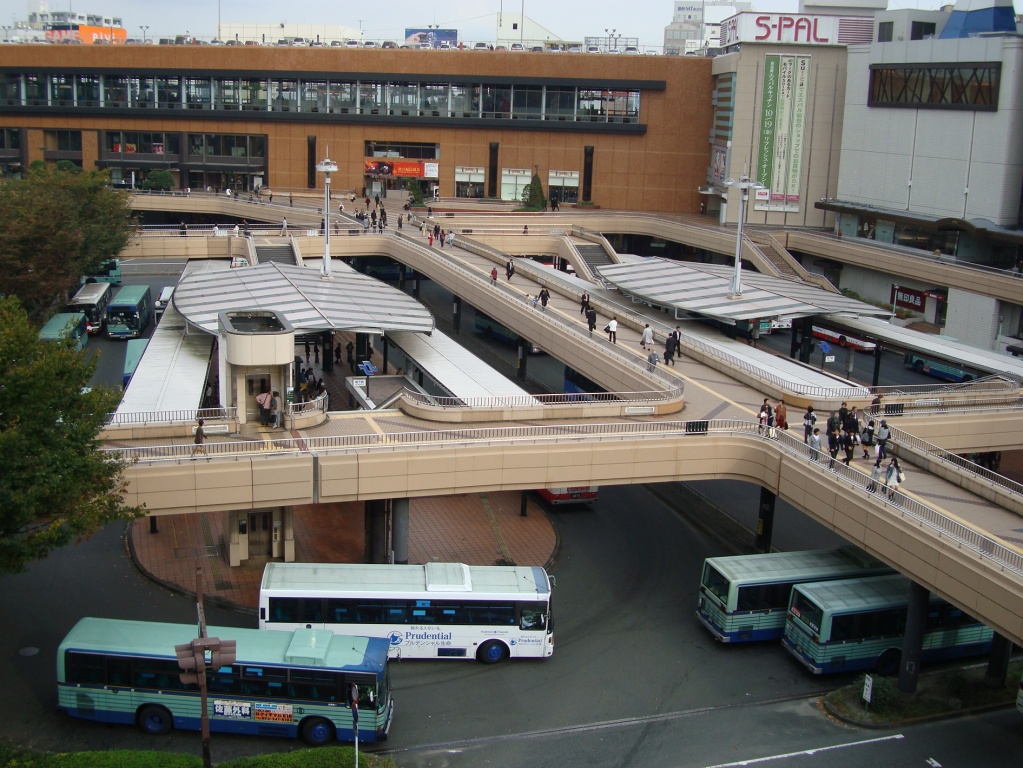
[316,153,338,278]
[722,175,763,297]
[604,28,615,52]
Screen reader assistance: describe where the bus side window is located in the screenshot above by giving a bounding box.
[520,607,546,631]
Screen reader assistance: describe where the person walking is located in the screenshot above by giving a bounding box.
[268,191,273,203]
[827,426,841,469]
[191,418,206,457]
[802,405,817,443]
[808,427,823,460]
[490,267,498,285]
[289,192,293,207]
[269,391,281,428]
[180,221,187,237]
[884,457,903,500]
[868,457,885,493]
[775,399,788,431]
[861,419,876,459]
[640,324,654,350]
[506,259,515,280]
[280,218,288,236]
[841,428,855,466]
[646,350,660,371]
[256,390,272,426]
[605,316,617,344]
[522,225,529,235]
[876,420,891,460]
[538,287,550,311]
[844,406,862,452]
[580,291,590,315]
[663,333,677,366]
[586,306,598,336]
[346,341,355,372]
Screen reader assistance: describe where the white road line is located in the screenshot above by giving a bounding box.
[704,734,905,767]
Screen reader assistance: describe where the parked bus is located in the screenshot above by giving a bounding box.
[259,561,554,664]
[564,366,608,399]
[537,486,599,505]
[122,338,149,387]
[57,617,393,746]
[474,310,542,354]
[38,312,88,351]
[65,282,113,334]
[696,547,892,643]
[106,285,153,339]
[81,258,122,285]
[782,574,993,675]
[902,352,977,384]
[812,325,876,353]
[1017,670,1023,716]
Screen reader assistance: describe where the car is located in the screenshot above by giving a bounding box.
[381,40,397,49]
[509,42,525,51]
[623,46,640,54]
[438,41,452,50]
[529,45,544,52]
[309,40,324,47]
[344,40,360,48]
[329,40,343,47]
[225,39,242,46]
[644,49,658,55]
[362,40,378,48]
[494,44,507,50]
[585,45,600,53]
[473,42,489,50]
[566,44,582,53]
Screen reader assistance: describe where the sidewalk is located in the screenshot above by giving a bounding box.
[129,492,558,612]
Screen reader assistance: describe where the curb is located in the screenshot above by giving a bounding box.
[821,694,1016,728]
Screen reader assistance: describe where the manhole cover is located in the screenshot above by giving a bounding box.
[19,647,39,657]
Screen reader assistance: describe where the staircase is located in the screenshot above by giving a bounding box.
[254,244,297,266]
[748,231,840,293]
[575,243,614,272]
[906,321,942,335]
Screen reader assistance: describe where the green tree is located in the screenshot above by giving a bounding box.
[407,180,425,207]
[520,172,547,211]
[143,169,174,191]
[0,166,137,323]
[0,296,143,574]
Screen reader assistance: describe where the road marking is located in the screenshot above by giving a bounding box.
[704,734,905,767]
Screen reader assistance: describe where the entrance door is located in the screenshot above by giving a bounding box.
[247,512,272,556]
[245,373,271,422]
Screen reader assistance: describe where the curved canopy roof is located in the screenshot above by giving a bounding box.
[173,261,435,335]
[596,259,891,322]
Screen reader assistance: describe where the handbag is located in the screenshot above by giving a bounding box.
[603,325,611,333]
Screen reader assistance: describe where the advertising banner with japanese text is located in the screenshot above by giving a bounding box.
[755,54,811,213]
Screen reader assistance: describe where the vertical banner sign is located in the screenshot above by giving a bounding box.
[756,54,811,212]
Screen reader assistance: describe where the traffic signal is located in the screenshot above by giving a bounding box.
[175,642,201,686]
[210,639,236,670]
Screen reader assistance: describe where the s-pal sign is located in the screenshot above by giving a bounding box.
[721,13,842,46]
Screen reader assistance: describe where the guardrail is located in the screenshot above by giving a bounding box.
[103,418,1023,578]
[105,407,236,426]
[400,387,683,409]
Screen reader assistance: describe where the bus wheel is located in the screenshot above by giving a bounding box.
[913,359,925,373]
[477,640,509,664]
[301,716,336,747]
[876,649,901,677]
[961,375,973,383]
[137,704,173,735]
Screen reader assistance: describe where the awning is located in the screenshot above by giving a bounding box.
[596,259,891,323]
[173,261,435,335]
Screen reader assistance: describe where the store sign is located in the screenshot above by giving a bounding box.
[364,159,430,178]
[721,13,841,47]
[892,286,925,310]
[456,166,485,175]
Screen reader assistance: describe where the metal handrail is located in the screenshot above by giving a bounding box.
[400,387,683,409]
[102,418,1023,578]
[105,406,236,426]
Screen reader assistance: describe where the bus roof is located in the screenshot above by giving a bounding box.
[704,547,886,584]
[59,617,388,673]
[68,282,111,304]
[110,284,150,306]
[39,312,85,339]
[261,562,551,598]
[791,574,910,614]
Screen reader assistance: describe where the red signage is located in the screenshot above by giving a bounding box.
[364,160,424,178]
[754,15,830,43]
[892,286,924,311]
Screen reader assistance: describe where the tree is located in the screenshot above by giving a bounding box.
[143,169,174,191]
[520,172,547,211]
[0,166,137,323]
[0,296,143,574]
[407,180,425,207]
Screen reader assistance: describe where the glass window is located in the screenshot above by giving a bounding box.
[360,81,384,114]
[519,603,547,631]
[185,77,211,109]
[165,134,180,154]
[75,75,100,106]
[544,86,575,119]
[512,85,543,119]
[25,74,45,106]
[301,80,327,112]
[0,74,19,106]
[215,78,240,110]
[271,79,298,112]
[137,77,155,108]
[878,21,894,43]
[482,84,511,118]
[188,134,204,156]
[50,74,73,106]
[578,89,604,120]
[204,134,223,155]
[329,80,357,113]
[419,83,447,116]
[249,136,266,158]
[449,83,478,117]
[103,76,130,107]
[387,81,419,115]
[156,77,181,109]
[241,78,267,110]
[910,21,936,40]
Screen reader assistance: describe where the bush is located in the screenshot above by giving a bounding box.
[142,170,174,191]
[0,744,398,768]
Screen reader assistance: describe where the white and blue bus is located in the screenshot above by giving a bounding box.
[122,338,149,387]
[65,282,113,335]
[259,561,554,664]
[782,574,993,675]
[696,547,891,643]
[57,617,393,746]
[106,285,153,339]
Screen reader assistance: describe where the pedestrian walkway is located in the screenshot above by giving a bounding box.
[129,491,558,612]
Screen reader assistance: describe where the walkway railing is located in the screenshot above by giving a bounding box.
[103,418,1023,578]
[105,406,236,426]
[401,387,683,409]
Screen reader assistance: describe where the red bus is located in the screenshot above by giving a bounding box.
[537,486,598,505]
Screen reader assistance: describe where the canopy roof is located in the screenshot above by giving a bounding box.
[596,259,891,322]
[173,261,435,335]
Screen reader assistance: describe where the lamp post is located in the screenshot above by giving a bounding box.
[316,154,338,277]
[604,28,615,52]
[722,175,763,297]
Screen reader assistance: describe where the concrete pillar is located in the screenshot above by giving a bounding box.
[392,498,410,564]
[872,342,884,387]
[282,506,296,562]
[411,270,421,298]
[356,332,370,367]
[321,331,333,372]
[271,507,283,559]
[984,633,1013,688]
[897,581,929,694]
[367,500,390,564]
[754,487,776,554]
[517,338,528,380]
[228,509,248,567]
[798,317,814,364]
[382,335,389,374]
[452,295,462,333]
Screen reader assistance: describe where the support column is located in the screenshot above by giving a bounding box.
[228,509,248,567]
[411,270,421,299]
[984,633,1013,688]
[754,487,776,554]
[897,581,929,694]
[798,317,814,364]
[367,500,390,564]
[282,506,295,562]
[520,491,529,517]
[516,338,528,380]
[356,332,370,367]
[321,331,333,372]
[382,335,389,374]
[872,343,884,387]
[149,515,159,534]
[392,498,410,564]
[452,296,462,334]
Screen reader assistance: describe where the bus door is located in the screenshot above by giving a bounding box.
[245,373,272,423]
